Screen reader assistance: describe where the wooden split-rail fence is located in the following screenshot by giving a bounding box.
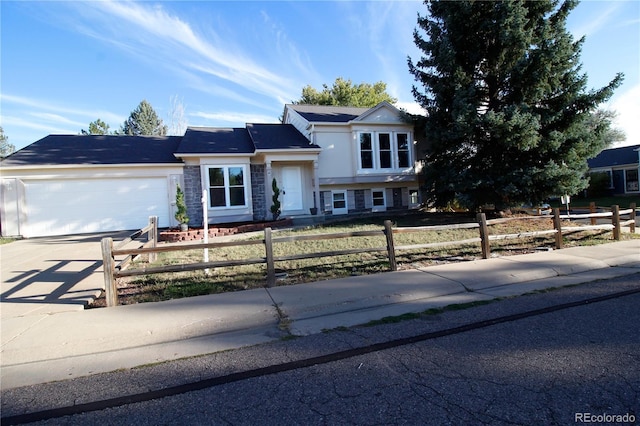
[100,204,636,307]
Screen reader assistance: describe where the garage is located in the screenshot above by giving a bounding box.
[21,178,171,237]
[0,134,184,238]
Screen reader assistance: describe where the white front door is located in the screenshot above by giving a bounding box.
[281,166,303,211]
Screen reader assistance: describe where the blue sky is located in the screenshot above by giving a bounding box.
[2,0,638,151]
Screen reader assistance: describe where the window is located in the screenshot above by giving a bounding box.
[626,169,639,192]
[397,133,410,168]
[409,189,419,205]
[360,133,373,169]
[207,166,247,208]
[357,131,412,172]
[332,190,348,215]
[371,189,386,212]
[379,134,392,169]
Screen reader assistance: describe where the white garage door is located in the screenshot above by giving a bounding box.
[23,178,170,237]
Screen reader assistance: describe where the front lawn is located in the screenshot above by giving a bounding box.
[548,195,639,209]
[90,211,636,307]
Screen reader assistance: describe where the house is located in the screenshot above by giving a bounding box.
[0,135,184,238]
[0,102,422,238]
[283,102,421,215]
[588,144,640,195]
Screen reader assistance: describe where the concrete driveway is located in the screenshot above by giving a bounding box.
[0,232,130,318]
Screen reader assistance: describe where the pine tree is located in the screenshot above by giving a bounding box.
[408,0,623,211]
[81,119,111,135]
[121,100,168,136]
[270,178,281,220]
[174,184,189,226]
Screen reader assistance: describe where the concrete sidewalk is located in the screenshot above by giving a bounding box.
[1,239,639,390]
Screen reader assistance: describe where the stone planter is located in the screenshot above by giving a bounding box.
[160,218,294,243]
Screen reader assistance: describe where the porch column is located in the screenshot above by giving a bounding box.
[313,160,321,213]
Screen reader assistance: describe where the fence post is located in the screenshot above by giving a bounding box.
[264,227,275,287]
[149,216,158,263]
[101,237,118,307]
[476,213,490,259]
[383,220,397,271]
[612,205,620,240]
[552,208,563,249]
[589,202,596,226]
[630,203,636,234]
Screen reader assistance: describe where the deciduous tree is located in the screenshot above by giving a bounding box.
[295,77,397,107]
[0,127,15,158]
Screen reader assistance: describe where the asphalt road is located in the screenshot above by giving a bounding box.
[3,274,639,425]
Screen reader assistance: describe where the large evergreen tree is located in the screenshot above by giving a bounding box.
[295,77,397,107]
[408,0,623,210]
[120,100,168,136]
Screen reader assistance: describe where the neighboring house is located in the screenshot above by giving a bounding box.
[0,102,422,238]
[588,144,640,195]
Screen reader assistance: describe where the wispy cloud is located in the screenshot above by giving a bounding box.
[63,1,306,107]
[1,116,78,134]
[570,2,622,38]
[1,94,124,124]
[339,1,421,102]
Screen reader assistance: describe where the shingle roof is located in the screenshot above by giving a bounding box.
[176,127,254,154]
[2,124,321,167]
[588,144,640,168]
[0,135,182,166]
[287,104,368,123]
[247,124,318,150]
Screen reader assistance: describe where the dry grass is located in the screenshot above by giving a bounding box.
[90,212,637,307]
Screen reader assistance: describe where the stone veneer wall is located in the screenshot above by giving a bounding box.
[251,164,267,221]
[352,189,366,213]
[183,165,203,227]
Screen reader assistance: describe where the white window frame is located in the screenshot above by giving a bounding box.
[396,133,411,169]
[359,132,374,170]
[332,190,348,215]
[378,133,393,170]
[206,165,249,209]
[625,168,639,193]
[357,131,413,173]
[409,188,420,209]
[371,188,386,212]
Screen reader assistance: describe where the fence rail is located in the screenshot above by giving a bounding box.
[100,204,636,307]
[101,216,158,307]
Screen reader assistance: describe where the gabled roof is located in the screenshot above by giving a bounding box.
[286,104,369,123]
[588,144,640,168]
[176,124,318,155]
[352,101,403,122]
[247,124,319,150]
[0,135,183,166]
[2,124,319,167]
[176,127,254,155]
